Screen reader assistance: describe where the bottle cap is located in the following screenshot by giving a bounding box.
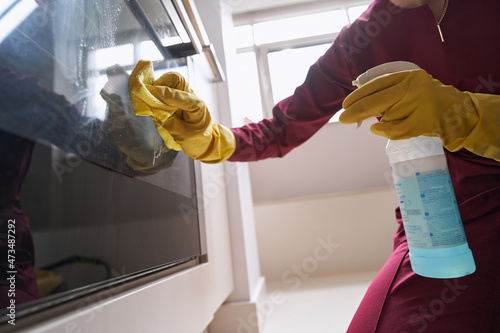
[352,61,420,87]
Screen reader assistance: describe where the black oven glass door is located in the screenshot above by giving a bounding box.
[0,0,203,322]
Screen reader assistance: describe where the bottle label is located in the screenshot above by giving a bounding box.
[393,160,466,249]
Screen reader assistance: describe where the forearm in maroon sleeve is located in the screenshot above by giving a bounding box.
[228,48,355,162]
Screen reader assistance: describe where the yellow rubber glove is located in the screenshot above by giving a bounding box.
[340,69,500,162]
[129,60,236,164]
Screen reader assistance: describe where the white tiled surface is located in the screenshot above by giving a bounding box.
[261,271,378,333]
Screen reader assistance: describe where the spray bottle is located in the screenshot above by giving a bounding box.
[353,61,476,279]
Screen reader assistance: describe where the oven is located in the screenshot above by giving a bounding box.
[0,0,221,325]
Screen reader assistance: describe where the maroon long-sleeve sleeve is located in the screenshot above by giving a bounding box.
[228,27,356,162]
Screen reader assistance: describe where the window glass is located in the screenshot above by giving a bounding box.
[268,43,331,104]
[348,4,370,22]
[0,0,201,321]
[94,44,135,70]
[140,40,164,61]
[253,10,348,45]
[230,2,371,123]
[233,24,254,49]
[0,0,17,15]
[231,52,264,122]
[87,74,109,119]
[0,0,37,42]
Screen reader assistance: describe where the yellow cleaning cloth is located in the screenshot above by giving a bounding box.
[129,60,183,151]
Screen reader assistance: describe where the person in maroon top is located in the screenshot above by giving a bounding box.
[128,0,500,331]
[229,1,500,331]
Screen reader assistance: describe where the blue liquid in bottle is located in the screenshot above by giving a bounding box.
[353,61,475,279]
[387,136,475,278]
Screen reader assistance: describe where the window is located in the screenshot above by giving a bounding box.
[252,10,348,45]
[268,43,331,104]
[229,52,263,124]
[230,2,370,123]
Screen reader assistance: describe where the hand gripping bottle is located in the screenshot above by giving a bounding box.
[353,61,476,279]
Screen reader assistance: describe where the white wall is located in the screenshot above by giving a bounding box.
[254,187,399,282]
[246,98,400,283]
[250,116,397,280]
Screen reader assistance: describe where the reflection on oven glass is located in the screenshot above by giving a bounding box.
[0,0,201,313]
